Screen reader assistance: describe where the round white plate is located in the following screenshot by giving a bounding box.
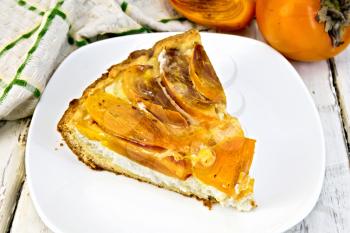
[26,32,325,233]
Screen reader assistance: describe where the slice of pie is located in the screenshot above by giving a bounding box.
[58,30,256,211]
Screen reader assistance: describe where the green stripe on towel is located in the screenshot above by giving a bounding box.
[0,25,40,58]
[97,27,152,39]
[75,39,90,47]
[67,34,90,47]
[0,1,66,102]
[69,27,151,48]
[16,0,45,16]
[104,27,151,37]
[13,79,41,97]
[159,17,187,24]
[120,1,128,12]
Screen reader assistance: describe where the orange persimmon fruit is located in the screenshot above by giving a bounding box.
[170,0,255,30]
[256,0,350,61]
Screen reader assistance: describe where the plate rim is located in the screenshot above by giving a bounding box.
[25,31,326,233]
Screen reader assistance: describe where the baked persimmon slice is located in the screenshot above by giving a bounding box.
[120,65,174,109]
[120,65,188,127]
[160,48,219,121]
[76,119,192,180]
[193,137,255,196]
[190,44,226,104]
[85,91,172,149]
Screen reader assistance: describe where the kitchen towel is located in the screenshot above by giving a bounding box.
[0,0,196,120]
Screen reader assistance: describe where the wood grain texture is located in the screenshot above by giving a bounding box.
[10,182,51,233]
[285,61,350,233]
[247,20,350,232]
[333,48,350,152]
[0,119,30,233]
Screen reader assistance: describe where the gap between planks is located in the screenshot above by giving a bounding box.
[9,182,51,233]
[0,118,30,233]
[285,59,350,233]
[332,50,350,159]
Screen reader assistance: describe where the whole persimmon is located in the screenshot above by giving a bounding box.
[256,0,350,61]
[170,0,255,30]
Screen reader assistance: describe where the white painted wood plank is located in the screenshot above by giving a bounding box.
[333,47,350,143]
[248,21,350,232]
[10,182,51,233]
[285,61,350,233]
[0,119,29,232]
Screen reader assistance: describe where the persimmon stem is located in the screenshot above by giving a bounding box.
[317,0,350,47]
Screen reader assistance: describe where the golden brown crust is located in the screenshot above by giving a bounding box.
[57,30,218,207]
[57,102,217,207]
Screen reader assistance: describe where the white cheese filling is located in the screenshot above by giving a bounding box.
[75,130,255,211]
[158,49,167,74]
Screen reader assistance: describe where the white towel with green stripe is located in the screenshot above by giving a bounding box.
[0,0,196,120]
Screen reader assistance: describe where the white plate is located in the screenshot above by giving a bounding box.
[26,32,325,233]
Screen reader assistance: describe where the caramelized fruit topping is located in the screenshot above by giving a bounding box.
[190,44,226,104]
[193,137,255,196]
[160,48,219,121]
[85,91,172,148]
[76,36,255,198]
[76,119,192,180]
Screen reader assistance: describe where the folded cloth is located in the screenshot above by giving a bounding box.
[0,0,196,120]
